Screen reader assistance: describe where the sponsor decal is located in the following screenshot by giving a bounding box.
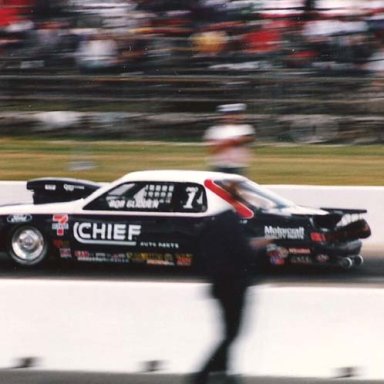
[267,244,288,266]
[110,253,129,261]
[146,253,174,266]
[264,226,305,240]
[291,255,312,265]
[129,252,147,264]
[53,239,70,249]
[96,253,109,261]
[52,214,69,236]
[74,251,132,263]
[139,241,158,248]
[64,184,85,192]
[267,244,288,257]
[176,253,193,267]
[288,247,311,255]
[59,248,72,259]
[7,214,32,224]
[316,254,330,263]
[128,252,176,266]
[139,241,180,249]
[74,250,90,259]
[73,222,141,245]
[270,256,285,266]
[158,242,179,249]
[45,184,56,191]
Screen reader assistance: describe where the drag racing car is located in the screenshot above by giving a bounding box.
[0,170,371,269]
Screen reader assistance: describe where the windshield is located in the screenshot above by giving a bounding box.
[217,179,295,210]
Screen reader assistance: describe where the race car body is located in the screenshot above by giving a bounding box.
[0,170,371,269]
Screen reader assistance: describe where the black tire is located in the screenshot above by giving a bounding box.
[339,257,353,270]
[8,225,49,267]
[353,254,364,267]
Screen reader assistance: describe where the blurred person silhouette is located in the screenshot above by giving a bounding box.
[75,31,120,74]
[29,21,65,66]
[203,103,255,175]
[191,28,228,58]
[190,181,270,384]
[241,20,282,58]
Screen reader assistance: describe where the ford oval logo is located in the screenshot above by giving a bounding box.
[7,214,33,224]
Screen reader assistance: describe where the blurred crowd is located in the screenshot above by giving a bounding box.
[1,0,384,74]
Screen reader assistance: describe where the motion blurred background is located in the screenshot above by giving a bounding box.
[0,0,383,182]
[0,3,384,381]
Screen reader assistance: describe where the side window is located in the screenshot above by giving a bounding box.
[171,184,207,213]
[85,182,207,213]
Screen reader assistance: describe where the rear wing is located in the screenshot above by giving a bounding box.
[320,208,368,228]
[320,208,367,215]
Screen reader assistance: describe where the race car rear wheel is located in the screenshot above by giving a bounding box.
[339,257,353,270]
[353,254,364,267]
[8,226,48,267]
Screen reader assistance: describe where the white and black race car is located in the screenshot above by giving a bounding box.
[0,170,371,269]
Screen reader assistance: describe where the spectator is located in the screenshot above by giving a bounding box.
[75,31,120,74]
[191,28,228,57]
[203,103,255,175]
[365,38,384,73]
[29,21,65,65]
[241,20,283,57]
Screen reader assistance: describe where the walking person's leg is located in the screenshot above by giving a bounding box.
[192,289,246,383]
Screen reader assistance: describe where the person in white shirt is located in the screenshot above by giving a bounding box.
[76,31,119,73]
[203,103,255,175]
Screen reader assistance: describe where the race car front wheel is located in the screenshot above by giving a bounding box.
[8,226,48,267]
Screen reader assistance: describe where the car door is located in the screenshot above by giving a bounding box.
[69,180,207,267]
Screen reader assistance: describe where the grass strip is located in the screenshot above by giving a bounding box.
[0,138,382,185]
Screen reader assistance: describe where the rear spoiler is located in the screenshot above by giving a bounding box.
[313,208,368,229]
[320,208,368,215]
[27,177,101,204]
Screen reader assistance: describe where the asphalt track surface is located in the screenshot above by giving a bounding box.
[0,243,382,384]
[0,371,382,384]
[1,249,383,384]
